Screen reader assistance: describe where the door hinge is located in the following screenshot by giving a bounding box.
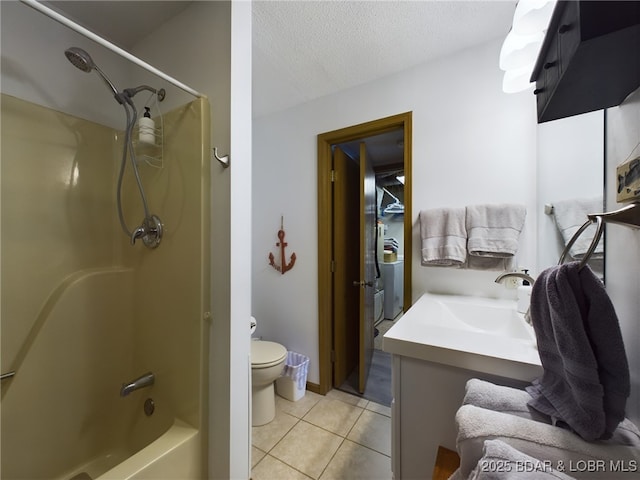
[330,260,335,273]
[330,350,336,363]
[330,170,336,182]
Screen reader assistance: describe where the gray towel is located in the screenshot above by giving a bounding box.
[419,208,467,267]
[466,204,526,271]
[467,440,576,480]
[552,197,604,259]
[526,262,630,441]
[455,404,640,480]
[462,379,548,423]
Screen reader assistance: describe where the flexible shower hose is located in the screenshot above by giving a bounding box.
[116,96,151,238]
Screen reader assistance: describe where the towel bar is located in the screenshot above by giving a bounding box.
[559,202,640,269]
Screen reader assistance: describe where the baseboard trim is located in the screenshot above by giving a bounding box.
[306,381,322,395]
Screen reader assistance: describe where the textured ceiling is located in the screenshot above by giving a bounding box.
[252,0,516,118]
[46,1,516,120]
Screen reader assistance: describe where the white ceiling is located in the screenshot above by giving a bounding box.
[252,0,516,118]
[48,1,516,119]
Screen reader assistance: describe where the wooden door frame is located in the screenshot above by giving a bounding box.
[316,112,413,395]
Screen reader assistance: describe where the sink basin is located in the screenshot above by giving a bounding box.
[383,292,541,381]
[439,297,534,341]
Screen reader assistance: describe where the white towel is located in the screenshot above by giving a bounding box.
[419,208,466,267]
[455,405,640,480]
[552,197,604,259]
[467,440,576,480]
[466,204,526,271]
[462,379,548,423]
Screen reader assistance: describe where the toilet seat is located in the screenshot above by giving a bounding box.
[251,340,287,369]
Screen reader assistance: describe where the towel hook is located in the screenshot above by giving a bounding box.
[213,147,229,168]
[558,216,604,270]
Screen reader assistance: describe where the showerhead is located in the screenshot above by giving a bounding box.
[64,47,120,98]
[64,47,94,73]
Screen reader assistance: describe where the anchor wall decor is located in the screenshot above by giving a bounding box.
[269,216,296,275]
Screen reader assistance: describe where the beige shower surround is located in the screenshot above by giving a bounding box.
[1,94,211,479]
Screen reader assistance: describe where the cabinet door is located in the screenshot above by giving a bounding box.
[557,0,581,77]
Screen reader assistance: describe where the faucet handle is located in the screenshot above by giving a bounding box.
[130,215,163,248]
[130,225,146,245]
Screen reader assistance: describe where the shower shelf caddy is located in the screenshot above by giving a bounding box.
[133,97,164,169]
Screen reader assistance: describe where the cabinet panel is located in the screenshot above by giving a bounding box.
[531,0,640,123]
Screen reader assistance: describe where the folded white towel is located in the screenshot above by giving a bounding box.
[552,197,604,259]
[455,404,640,480]
[465,204,526,271]
[419,208,467,267]
[467,440,576,480]
[462,379,548,423]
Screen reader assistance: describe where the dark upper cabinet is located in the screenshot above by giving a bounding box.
[531,1,640,123]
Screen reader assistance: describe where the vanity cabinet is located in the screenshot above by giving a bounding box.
[531,0,640,123]
[383,293,542,479]
[389,355,534,479]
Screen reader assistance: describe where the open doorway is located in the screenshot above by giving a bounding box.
[316,112,412,400]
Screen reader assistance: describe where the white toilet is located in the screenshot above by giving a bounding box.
[251,340,287,426]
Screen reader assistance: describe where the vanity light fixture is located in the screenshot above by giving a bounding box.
[499,30,544,71]
[500,0,557,93]
[513,0,558,35]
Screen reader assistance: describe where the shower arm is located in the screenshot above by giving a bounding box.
[123,85,166,101]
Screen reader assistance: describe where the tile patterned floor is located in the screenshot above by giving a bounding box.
[252,389,392,480]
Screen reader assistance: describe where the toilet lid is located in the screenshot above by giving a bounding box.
[251,341,287,367]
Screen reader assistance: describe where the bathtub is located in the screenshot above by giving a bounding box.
[1,269,202,480]
[59,395,200,480]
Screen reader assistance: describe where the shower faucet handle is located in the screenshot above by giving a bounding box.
[130,225,146,245]
[130,215,163,249]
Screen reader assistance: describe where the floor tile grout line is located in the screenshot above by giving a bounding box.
[317,437,347,480]
[343,408,392,458]
[253,453,315,479]
[253,391,390,478]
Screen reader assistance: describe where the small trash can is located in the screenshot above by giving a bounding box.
[276,351,309,402]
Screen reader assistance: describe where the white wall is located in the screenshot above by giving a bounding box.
[252,38,538,386]
[605,87,640,425]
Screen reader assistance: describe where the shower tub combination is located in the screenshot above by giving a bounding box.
[1,3,211,478]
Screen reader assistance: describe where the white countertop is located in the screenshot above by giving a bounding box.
[383,292,543,382]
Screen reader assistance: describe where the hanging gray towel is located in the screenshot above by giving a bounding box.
[526,262,630,441]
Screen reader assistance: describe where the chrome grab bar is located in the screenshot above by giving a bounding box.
[1,371,16,381]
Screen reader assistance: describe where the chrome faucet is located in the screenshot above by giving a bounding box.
[130,215,163,248]
[120,372,155,397]
[494,271,535,286]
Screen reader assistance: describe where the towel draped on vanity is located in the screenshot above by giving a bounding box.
[527,262,630,441]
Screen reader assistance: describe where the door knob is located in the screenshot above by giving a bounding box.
[353,280,374,288]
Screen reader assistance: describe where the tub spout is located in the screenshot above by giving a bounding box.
[120,372,154,397]
[495,272,535,286]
